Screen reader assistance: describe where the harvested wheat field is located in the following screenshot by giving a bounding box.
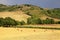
[0,27,60,40]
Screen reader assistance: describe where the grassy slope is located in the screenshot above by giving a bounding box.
[0,11,30,23]
[22,4,60,21]
[0,4,60,22]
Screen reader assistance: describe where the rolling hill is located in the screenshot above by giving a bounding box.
[0,4,60,23]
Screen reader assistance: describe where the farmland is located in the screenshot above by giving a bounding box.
[0,27,60,40]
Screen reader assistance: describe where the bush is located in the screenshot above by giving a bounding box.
[4,17,17,27]
[25,11,32,16]
[40,8,43,10]
[24,4,31,7]
[43,18,55,24]
[56,21,60,24]
[0,18,5,26]
[47,10,51,14]
[27,17,42,24]
[20,21,26,25]
[0,17,23,27]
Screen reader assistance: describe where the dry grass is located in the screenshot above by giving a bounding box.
[0,11,31,22]
[0,27,60,40]
[40,15,60,21]
[0,11,60,23]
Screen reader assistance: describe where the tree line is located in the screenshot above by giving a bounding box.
[0,17,60,27]
[27,17,60,24]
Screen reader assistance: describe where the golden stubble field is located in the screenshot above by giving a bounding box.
[0,27,60,40]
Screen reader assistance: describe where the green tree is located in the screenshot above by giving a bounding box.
[0,18,5,26]
[27,17,31,24]
[47,10,51,14]
[43,18,55,24]
[4,17,18,27]
[27,17,42,24]
[56,21,60,24]
[20,21,25,25]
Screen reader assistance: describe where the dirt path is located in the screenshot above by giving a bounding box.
[0,27,60,40]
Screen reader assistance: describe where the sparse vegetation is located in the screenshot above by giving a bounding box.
[0,4,60,40]
[0,4,59,27]
[46,8,60,19]
[0,4,60,20]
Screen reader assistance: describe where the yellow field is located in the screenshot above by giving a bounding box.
[0,27,60,40]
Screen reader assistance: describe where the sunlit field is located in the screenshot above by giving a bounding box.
[0,0,60,40]
[0,26,60,40]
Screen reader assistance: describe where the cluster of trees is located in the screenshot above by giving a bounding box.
[0,17,25,27]
[47,8,60,19]
[42,18,54,24]
[0,17,60,27]
[27,17,60,24]
[27,17,42,24]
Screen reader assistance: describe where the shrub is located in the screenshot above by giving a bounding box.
[43,18,55,24]
[47,10,51,14]
[56,21,60,24]
[0,18,5,26]
[0,17,22,27]
[20,21,26,25]
[27,17,42,24]
[4,17,17,27]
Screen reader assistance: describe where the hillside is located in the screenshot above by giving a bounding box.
[0,11,30,23]
[0,4,60,22]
